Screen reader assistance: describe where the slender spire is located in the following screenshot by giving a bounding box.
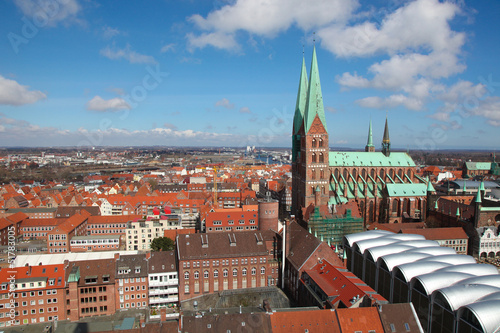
[382,115,391,157]
[304,46,327,133]
[365,119,375,152]
[426,176,435,193]
[475,188,482,203]
[293,57,308,135]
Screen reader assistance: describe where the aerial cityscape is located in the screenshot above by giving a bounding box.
[1,0,500,332]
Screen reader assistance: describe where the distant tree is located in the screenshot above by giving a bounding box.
[147,179,159,191]
[150,237,175,252]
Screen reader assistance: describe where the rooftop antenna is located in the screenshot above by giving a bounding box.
[313,32,316,45]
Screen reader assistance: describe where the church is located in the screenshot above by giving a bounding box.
[291,47,432,228]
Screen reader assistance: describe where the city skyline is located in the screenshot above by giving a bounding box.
[1,0,500,149]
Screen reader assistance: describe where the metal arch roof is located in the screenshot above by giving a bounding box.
[392,261,451,283]
[410,246,457,256]
[343,230,393,247]
[410,272,474,296]
[384,234,427,242]
[452,275,500,289]
[401,239,440,248]
[377,251,433,272]
[457,300,500,333]
[364,244,415,262]
[416,254,476,266]
[14,251,140,267]
[476,291,500,302]
[353,237,401,254]
[436,263,499,275]
[431,284,500,311]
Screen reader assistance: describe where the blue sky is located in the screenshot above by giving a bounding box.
[1,0,500,150]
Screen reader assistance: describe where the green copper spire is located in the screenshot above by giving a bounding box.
[479,180,485,192]
[365,119,374,152]
[293,57,308,135]
[434,200,438,210]
[475,189,482,203]
[382,115,391,157]
[456,207,460,217]
[304,46,327,133]
[367,120,374,146]
[426,176,435,192]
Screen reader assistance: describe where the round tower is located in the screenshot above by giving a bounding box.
[258,192,279,231]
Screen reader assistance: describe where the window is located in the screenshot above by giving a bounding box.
[233,268,238,277]
[204,271,209,279]
[261,267,265,275]
[214,270,219,278]
[223,269,228,277]
[242,268,247,276]
[184,272,189,280]
[251,267,256,275]
[194,271,199,279]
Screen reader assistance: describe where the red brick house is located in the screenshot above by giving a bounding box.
[205,208,259,232]
[176,231,280,302]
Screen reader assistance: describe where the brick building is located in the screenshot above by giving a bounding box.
[47,211,90,253]
[148,251,178,308]
[0,264,66,327]
[87,215,141,236]
[65,259,116,321]
[176,231,280,302]
[205,209,259,233]
[69,235,121,252]
[20,218,58,240]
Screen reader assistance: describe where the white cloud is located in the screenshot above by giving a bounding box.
[14,0,82,27]
[187,0,358,50]
[102,26,121,39]
[0,75,46,106]
[468,97,500,126]
[239,107,251,114]
[356,94,424,111]
[100,44,157,64]
[160,43,175,53]
[86,96,131,112]
[215,98,234,109]
[187,32,239,52]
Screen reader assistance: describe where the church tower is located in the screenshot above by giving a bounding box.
[296,46,330,212]
[365,119,375,152]
[291,57,308,215]
[382,116,391,157]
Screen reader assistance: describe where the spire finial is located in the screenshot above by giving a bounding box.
[313,32,316,44]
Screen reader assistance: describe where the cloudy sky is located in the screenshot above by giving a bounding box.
[1,0,499,150]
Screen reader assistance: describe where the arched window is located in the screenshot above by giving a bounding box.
[352,169,357,181]
[322,186,325,195]
[318,139,323,147]
[204,270,209,279]
[233,268,238,277]
[223,269,228,277]
[184,272,189,280]
[261,267,265,275]
[362,169,366,179]
[194,271,199,279]
[251,267,257,275]
[392,200,398,213]
[312,138,317,147]
[334,168,339,179]
[389,169,394,178]
[213,270,218,278]
[319,153,324,163]
[312,153,317,163]
[398,169,403,178]
[311,169,315,179]
[343,169,348,180]
[320,170,324,178]
[379,169,384,178]
[242,268,247,276]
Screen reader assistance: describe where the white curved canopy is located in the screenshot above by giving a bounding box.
[457,300,500,333]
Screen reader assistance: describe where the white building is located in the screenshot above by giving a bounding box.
[126,219,167,251]
[148,251,178,308]
[477,226,500,258]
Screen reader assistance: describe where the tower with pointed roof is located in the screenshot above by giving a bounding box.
[381,116,391,157]
[292,46,330,215]
[365,120,375,152]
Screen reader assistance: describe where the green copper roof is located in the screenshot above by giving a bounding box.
[465,162,492,171]
[304,46,327,133]
[329,151,416,167]
[366,119,374,147]
[68,266,80,283]
[385,183,427,197]
[479,181,485,191]
[456,207,460,216]
[293,57,308,135]
[382,117,390,143]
